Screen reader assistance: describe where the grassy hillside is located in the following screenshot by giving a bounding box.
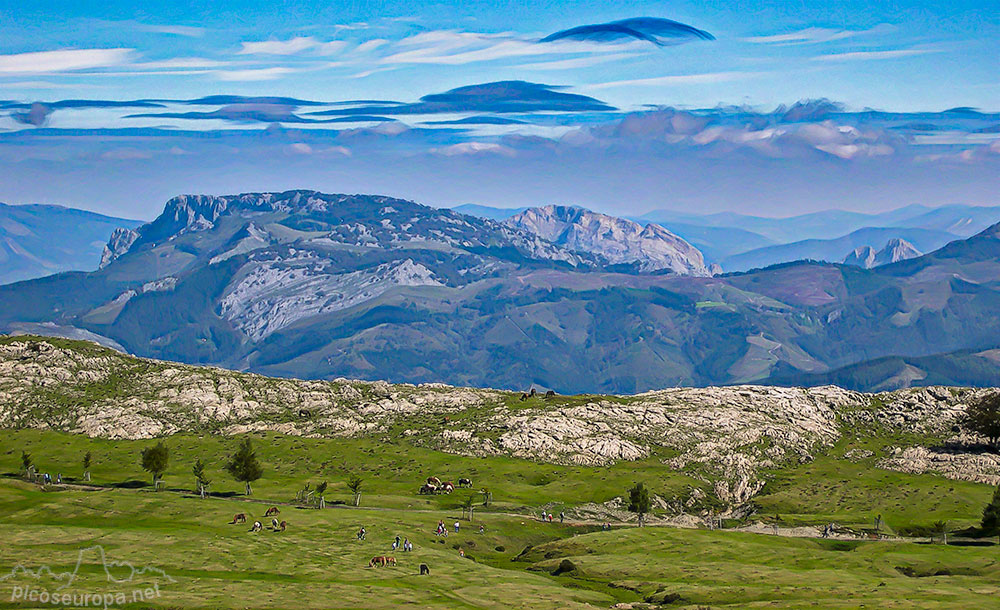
[2,335,1000,608]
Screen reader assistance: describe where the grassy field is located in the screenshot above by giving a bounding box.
[1,430,999,609]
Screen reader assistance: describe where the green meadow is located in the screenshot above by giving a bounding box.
[0,430,998,609]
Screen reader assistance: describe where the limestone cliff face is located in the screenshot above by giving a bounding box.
[506,205,710,275]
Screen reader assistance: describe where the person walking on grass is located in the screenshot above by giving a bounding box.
[454,521,460,533]
[560,511,565,523]
[393,535,400,551]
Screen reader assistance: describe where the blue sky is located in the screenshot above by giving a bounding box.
[0,0,997,218]
[1,0,995,110]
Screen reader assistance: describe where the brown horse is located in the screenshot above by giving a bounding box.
[419,563,430,575]
[369,556,387,568]
[279,520,287,532]
[384,556,396,566]
[265,506,280,517]
[231,513,247,524]
[427,476,442,487]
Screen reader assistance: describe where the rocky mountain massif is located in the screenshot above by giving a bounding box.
[504,205,710,275]
[2,336,998,511]
[4,190,1000,393]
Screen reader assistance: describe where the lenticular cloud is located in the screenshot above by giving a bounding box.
[541,17,715,47]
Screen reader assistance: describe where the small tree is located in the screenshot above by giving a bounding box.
[981,485,1000,544]
[21,451,33,480]
[962,393,1000,449]
[933,520,949,545]
[192,459,211,499]
[141,442,169,490]
[462,494,475,522]
[627,482,651,527]
[316,481,328,509]
[226,438,263,496]
[82,451,92,482]
[480,487,492,507]
[347,475,363,507]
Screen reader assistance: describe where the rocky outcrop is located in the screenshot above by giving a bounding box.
[1,337,994,508]
[843,238,921,269]
[505,205,709,275]
[99,227,139,268]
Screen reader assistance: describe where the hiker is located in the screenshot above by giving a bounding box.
[459,548,465,558]
[403,538,412,551]
[547,514,553,523]
[393,536,400,550]
[560,512,565,523]
[454,521,460,533]
[358,527,366,541]
[478,524,485,534]
[56,473,62,484]
[541,510,547,521]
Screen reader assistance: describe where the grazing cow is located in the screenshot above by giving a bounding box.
[419,483,437,495]
[427,476,442,487]
[545,390,556,398]
[419,564,430,575]
[265,506,280,517]
[250,521,262,532]
[440,482,454,494]
[458,478,472,488]
[232,513,247,524]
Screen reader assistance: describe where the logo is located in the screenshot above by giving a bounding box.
[1,545,175,608]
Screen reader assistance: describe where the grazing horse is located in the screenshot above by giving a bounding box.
[440,482,455,494]
[458,478,472,488]
[384,556,396,566]
[265,506,280,517]
[271,518,280,530]
[250,521,262,532]
[278,520,287,532]
[419,483,437,495]
[419,564,430,575]
[369,556,387,568]
[545,390,556,398]
[231,513,247,524]
[519,393,528,401]
[427,476,442,487]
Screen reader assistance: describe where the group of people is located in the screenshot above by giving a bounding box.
[435,520,457,536]
[391,535,413,552]
[601,522,612,531]
[540,510,565,523]
[39,473,61,485]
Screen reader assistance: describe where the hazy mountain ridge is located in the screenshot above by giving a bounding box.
[0,202,142,285]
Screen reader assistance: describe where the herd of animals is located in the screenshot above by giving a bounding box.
[226,475,472,575]
[418,476,473,495]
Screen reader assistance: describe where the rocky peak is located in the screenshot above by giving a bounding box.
[99,227,140,269]
[843,238,921,269]
[504,204,709,275]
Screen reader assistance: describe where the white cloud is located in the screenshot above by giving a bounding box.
[0,48,134,74]
[519,53,637,70]
[432,142,515,156]
[215,67,296,81]
[238,36,347,56]
[133,58,228,69]
[588,71,762,90]
[744,24,893,45]
[813,48,936,62]
[379,30,639,65]
[355,39,389,53]
[137,24,205,38]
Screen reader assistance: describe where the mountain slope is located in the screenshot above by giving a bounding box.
[505,205,709,275]
[4,191,1000,393]
[843,238,922,269]
[0,202,142,285]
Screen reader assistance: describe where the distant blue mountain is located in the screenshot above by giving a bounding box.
[0,203,141,286]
